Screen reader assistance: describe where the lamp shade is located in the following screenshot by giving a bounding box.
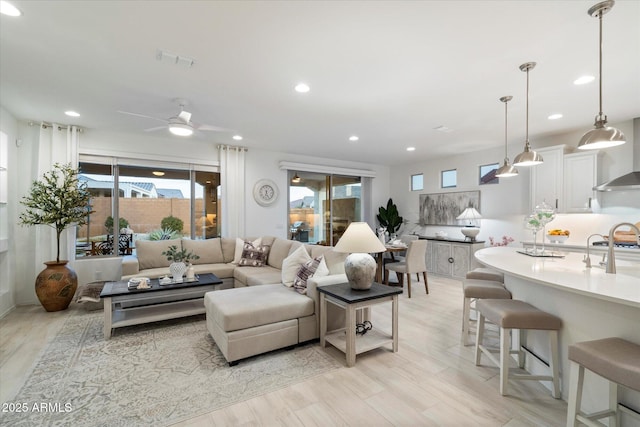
[577,123,626,150]
[334,222,386,254]
[456,208,482,221]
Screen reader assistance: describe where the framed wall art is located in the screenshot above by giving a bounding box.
[419,190,480,225]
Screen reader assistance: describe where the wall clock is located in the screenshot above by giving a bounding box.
[253,179,279,206]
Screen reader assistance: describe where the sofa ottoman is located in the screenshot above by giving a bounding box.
[204,284,315,364]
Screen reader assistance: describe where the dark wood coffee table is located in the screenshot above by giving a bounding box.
[100,273,223,339]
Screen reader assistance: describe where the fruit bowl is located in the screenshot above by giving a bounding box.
[547,233,569,243]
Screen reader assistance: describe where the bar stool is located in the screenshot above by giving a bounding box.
[475,299,562,398]
[466,267,504,283]
[567,337,640,427]
[462,279,511,346]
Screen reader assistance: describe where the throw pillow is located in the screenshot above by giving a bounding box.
[293,257,321,294]
[232,237,262,264]
[238,242,271,267]
[281,245,310,287]
[314,256,330,278]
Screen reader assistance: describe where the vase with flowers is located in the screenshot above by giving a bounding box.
[162,245,200,282]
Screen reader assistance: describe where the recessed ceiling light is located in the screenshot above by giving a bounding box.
[574,75,595,85]
[434,125,453,133]
[406,147,416,152]
[65,111,80,117]
[548,113,563,120]
[0,1,21,16]
[152,171,165,176]
[232,135,243,141]
[349,136,359,142]
[294,83,310,93]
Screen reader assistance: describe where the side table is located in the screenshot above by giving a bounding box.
[319,282,402,367]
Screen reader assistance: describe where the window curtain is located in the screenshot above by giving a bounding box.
[217,145,246,238]
[31,124,80,276]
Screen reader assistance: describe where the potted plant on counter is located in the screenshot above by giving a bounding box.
[19,163,92,311]
[162,245,200,281]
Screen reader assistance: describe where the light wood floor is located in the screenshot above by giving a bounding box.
[0,275,568,426]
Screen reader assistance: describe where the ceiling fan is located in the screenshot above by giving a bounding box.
[117,101,229,137]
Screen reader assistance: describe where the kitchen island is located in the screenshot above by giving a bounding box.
[474,247,640,420]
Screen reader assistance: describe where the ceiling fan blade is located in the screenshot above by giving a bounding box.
[117,110,167,123]
[178,110,192,123]
[195,123,233,132]
[143,125,167,132]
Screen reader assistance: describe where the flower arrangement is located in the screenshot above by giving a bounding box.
[489,236,514,247]
[162,245,200,264]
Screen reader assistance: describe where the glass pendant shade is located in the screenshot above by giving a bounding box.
[513,62,543,167]
[495,95,518,177]
[578,0,625,150]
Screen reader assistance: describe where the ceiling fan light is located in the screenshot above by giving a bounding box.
[169,122,193,136]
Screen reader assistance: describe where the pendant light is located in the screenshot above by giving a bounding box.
[577,0,625,150]
[291,172,301,183]
[513,62,543,167]
[495,96,518,177]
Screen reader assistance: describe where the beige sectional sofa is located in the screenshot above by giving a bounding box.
[121,236,348,364]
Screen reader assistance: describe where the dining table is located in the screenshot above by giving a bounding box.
[375,244,408,284]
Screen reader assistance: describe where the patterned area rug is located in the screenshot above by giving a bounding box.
[2,310,340,426]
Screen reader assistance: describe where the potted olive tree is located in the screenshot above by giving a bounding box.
[19,163,92,311]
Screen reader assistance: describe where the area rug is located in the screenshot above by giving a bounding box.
[1,310,340,426]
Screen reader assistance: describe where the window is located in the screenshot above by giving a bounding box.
[77,159,220,258]
[288,171,361,246]
[411,173,423,191]
[479,163,499,185]
[441,169,457,188]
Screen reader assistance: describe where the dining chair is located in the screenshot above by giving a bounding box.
[384,239,429,298]
[397,234,419,281]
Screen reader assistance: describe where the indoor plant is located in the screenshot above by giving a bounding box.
[162,244,200,280]
[19,163,92,311]
[376,198,404,237]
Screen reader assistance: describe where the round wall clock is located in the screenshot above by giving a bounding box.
[253,179,279,206]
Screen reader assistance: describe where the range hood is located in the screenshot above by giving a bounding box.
[594,118,640,191]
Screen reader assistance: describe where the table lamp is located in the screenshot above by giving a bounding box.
[457,207,482,242]
[334,222,386,290]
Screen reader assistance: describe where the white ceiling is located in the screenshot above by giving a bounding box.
[1,1,639,166]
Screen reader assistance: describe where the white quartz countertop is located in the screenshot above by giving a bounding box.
[475,247,640,308]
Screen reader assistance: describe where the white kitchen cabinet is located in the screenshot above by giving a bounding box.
[424,239,484,280]
[563,151,601,213]
[530,145,570,212]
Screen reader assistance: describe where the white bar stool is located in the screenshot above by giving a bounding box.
[462,279,511,346]
[567,337,640,427]
[475,299,562,398]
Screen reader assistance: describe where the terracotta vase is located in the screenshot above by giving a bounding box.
[35,261,78,312]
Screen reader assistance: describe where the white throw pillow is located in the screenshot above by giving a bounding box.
[232,237,262,264]
[281,245,310,287]
[314,256,330,278]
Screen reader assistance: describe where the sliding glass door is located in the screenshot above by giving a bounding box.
[288,171,361,246]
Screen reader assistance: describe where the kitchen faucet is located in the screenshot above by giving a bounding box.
[583,233,605,268]
[605,223,640,274]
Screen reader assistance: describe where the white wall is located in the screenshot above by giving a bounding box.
[0,107,18,316]
[243,148,390,239]
[390,118,640,247]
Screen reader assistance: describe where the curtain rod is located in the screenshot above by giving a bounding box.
[217,144,248,152]
[29,121,84,132]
